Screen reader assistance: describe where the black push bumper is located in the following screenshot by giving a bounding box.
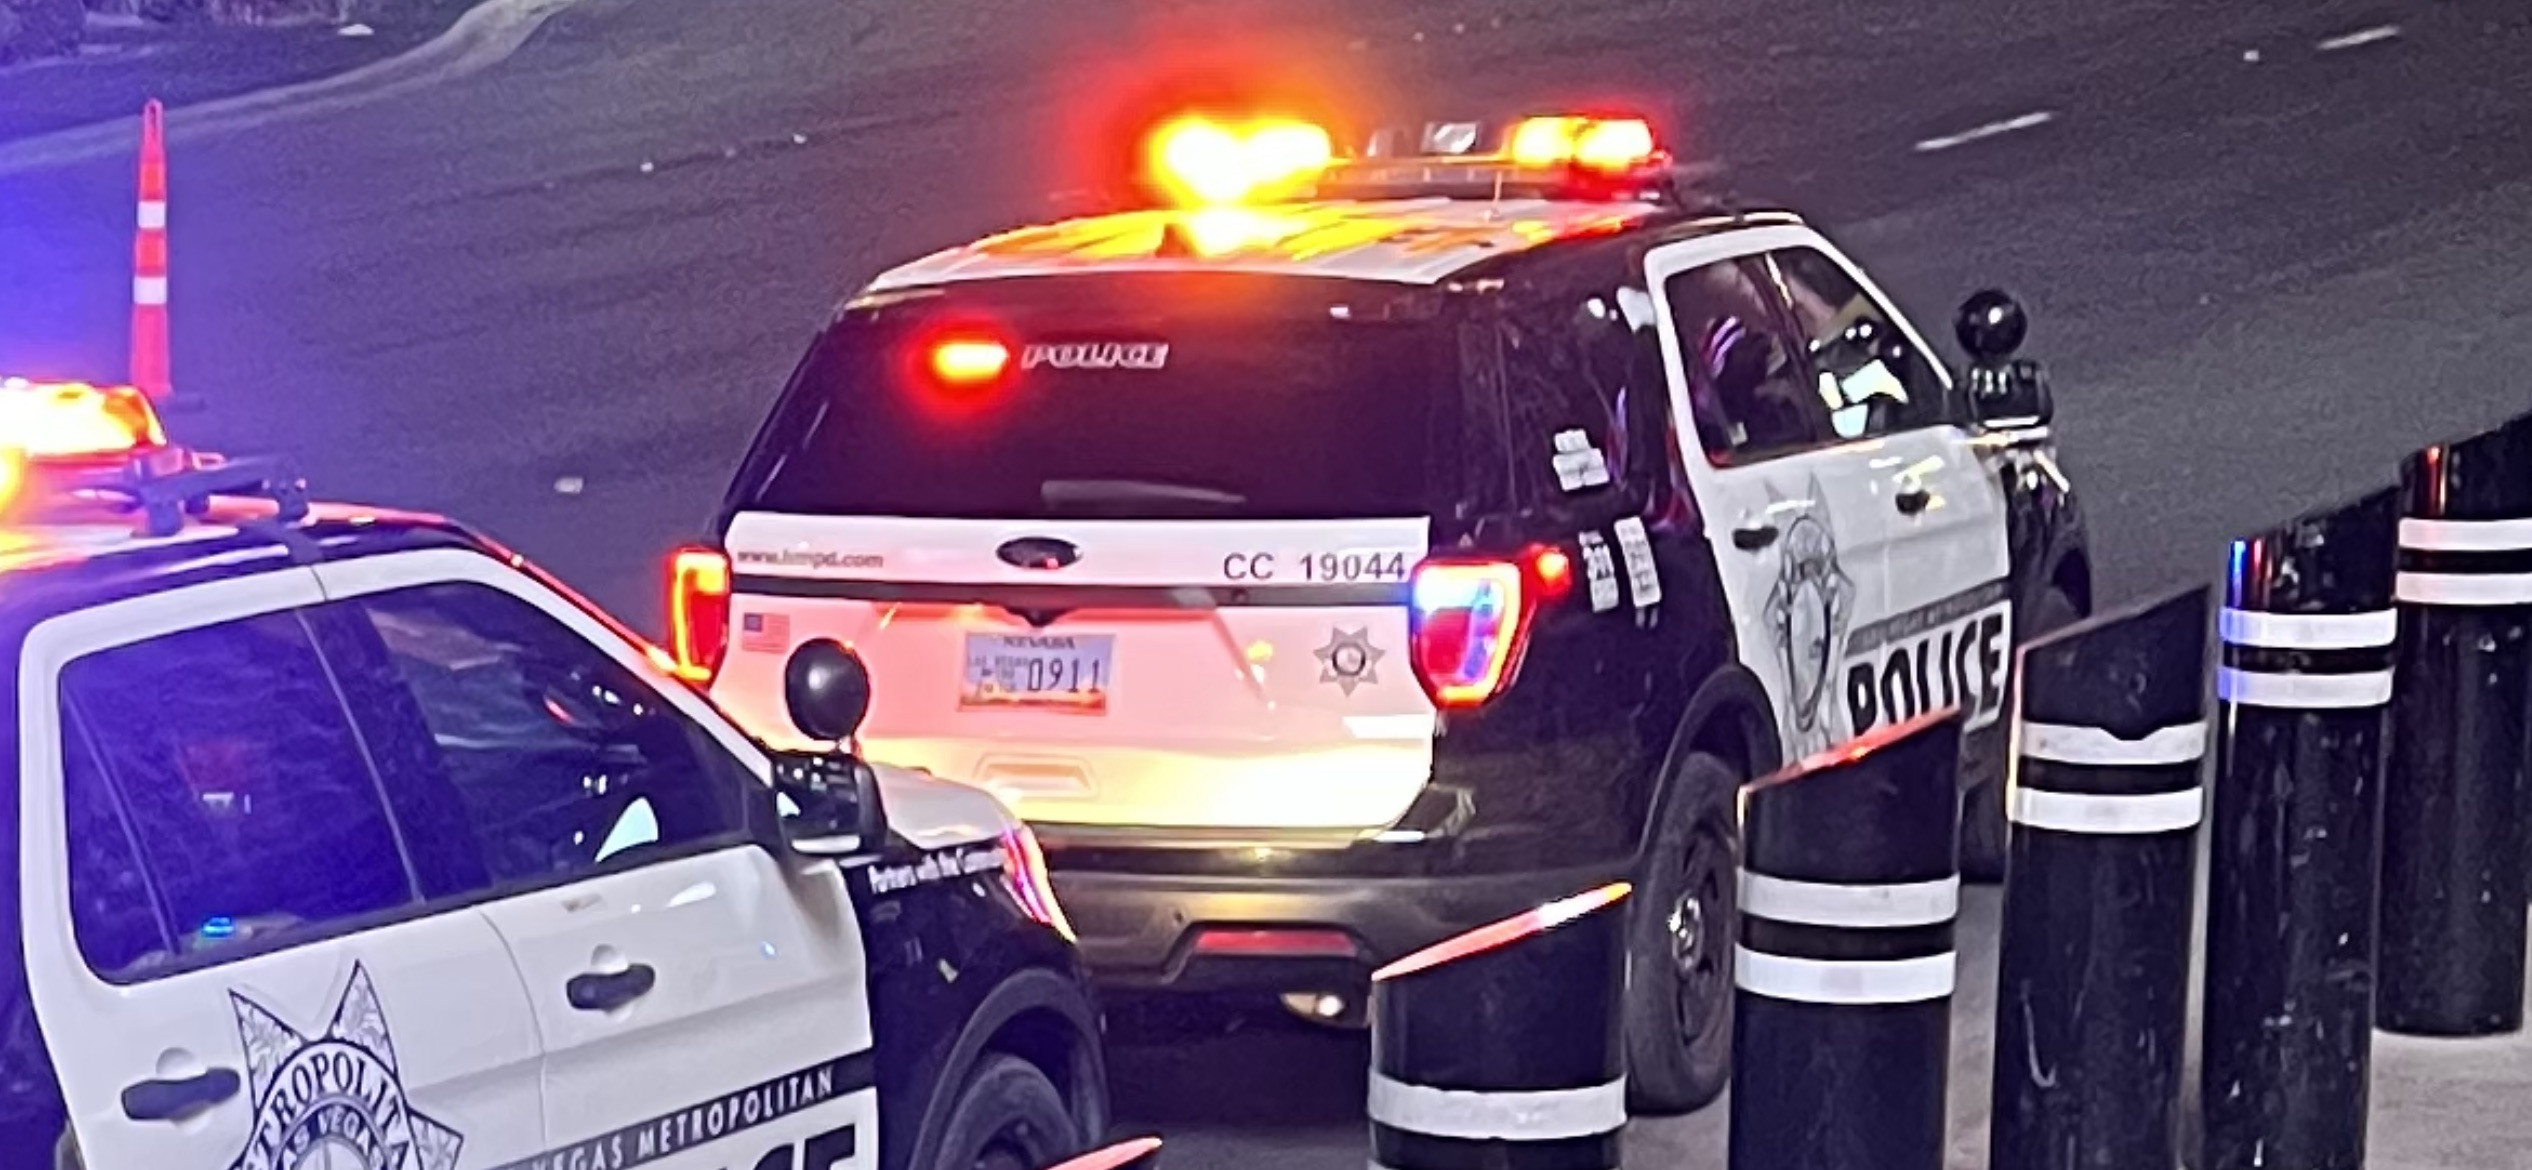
[1042,837,1633,993]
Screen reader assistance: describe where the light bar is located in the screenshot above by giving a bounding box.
[1146,114,1335,207]
[0,378,168,463]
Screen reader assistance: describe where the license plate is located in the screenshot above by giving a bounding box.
[961,633,1114,713]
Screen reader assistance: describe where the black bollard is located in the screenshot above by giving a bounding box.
[1988,585,2211,1170]
[1729,708,1961,1170]
[2379,412,2532,1036]
[1368,882,1630,1170]
[2201,487,2400,1170]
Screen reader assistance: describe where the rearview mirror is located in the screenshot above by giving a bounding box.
[785,638,873,743]
[769,751,888,858]
[1954,289,2054,430]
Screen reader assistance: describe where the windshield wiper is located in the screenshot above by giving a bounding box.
[1041,479,1248,511]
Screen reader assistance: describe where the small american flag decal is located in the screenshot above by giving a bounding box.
[739,610,791,653]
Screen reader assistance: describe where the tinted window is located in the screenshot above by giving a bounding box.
[61,611,414,975]
[340,583,752,895]
[731,274,1458,521]
[1663,258,1838,466]
[61,715,170,978]
[1491,263,1672,506]
[1762,247,1951,439]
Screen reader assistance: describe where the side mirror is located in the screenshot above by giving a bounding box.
[769,751,888,858]
[1954,290,2054,430]
[785,639,873,743]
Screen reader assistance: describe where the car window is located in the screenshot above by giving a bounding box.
[333,582,754,898]
[1662,257,1839,466]
[1761,246,1951,439]
[730,273,1460,522]
[60,712,172,978]
[1491,265,1671,507]
[60,610,416,978]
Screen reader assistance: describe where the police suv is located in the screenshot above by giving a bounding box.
[677,111,2089,1112]
[0,381,1106,1170]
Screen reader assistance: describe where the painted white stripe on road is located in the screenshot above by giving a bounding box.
[1734,947,1956,1005]
[2400,517,2532,553]
[2020,720,2208,767]
[2398,571,2532,607]
[1739,873,1958,929]
[2318,25,2400,52]
[1367,1073,1626,1141]
[2012,785,2204,834]
[137,201,167,231]
[132,276,168,306]
[1913,110,2056,154]
[2219,607,2397,650]
[2217,666,2394,709]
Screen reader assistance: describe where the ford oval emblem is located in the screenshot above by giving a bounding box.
[997,536,1081,571]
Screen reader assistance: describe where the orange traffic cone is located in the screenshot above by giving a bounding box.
[130,99,171,401]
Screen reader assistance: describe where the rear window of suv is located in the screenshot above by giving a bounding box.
[726,273,1461,522]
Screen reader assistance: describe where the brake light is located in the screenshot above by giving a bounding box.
[1409,546,1568,709]
[1000,824,1077,943]
[930,338,1012,388]
[0,378,166,462]
[668,547,732,683]
[1148,114,1334,207]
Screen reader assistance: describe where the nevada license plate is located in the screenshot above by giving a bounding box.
[961,633,1114,713]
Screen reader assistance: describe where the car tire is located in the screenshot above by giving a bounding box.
[1624,751,1740,1115]
[928,1054,1084,1170]
[1960,584,2085,881]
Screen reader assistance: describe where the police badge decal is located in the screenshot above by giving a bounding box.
[229,963,463,1170]
[1760,479,1856,758]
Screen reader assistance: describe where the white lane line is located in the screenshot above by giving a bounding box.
[1913,110,2056,154]
[2318,24,2400,52]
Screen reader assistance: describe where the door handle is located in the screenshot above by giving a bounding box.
[1731,522,1780,551]
[121,1067,241,1122]
[1894,486,1933,515]
[567,963,658,1012]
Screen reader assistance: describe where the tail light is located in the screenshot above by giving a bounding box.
[1407,545,1570,710]
[668,547,732,684]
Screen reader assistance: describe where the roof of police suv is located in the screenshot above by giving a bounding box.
[860,197,1714,292]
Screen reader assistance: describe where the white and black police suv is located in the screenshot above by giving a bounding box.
[673,110,2089,1113]
[0,381,1107,1170]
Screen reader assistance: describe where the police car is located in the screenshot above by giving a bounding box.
[676,110,2089,1112]
[0,381,1107,1170]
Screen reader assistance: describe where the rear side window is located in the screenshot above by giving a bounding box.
[61,610,415,977]
[730,274,1460,522]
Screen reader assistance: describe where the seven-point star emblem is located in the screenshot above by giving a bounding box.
[1313,627,1385,695]
[229,962,464,1170]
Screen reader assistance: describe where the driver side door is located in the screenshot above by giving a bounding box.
[311,551,880,1170]
[1645,232,1900,762]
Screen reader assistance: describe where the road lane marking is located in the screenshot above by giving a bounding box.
[1913,110,2056,154]
[2318,25,2400,52]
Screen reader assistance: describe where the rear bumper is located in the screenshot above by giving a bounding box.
[1043,843,1633,993]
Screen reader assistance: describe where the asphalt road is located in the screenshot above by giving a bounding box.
[5,0,2532,1166]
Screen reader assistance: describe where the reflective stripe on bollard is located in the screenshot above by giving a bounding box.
[1990,585,2210,1170]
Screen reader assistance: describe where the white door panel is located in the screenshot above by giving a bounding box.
[1856,427,2016,736]
[19,570,545,1170]
[478,847,876,1169]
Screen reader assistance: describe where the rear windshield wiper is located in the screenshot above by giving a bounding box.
[1041,479,1248,513]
